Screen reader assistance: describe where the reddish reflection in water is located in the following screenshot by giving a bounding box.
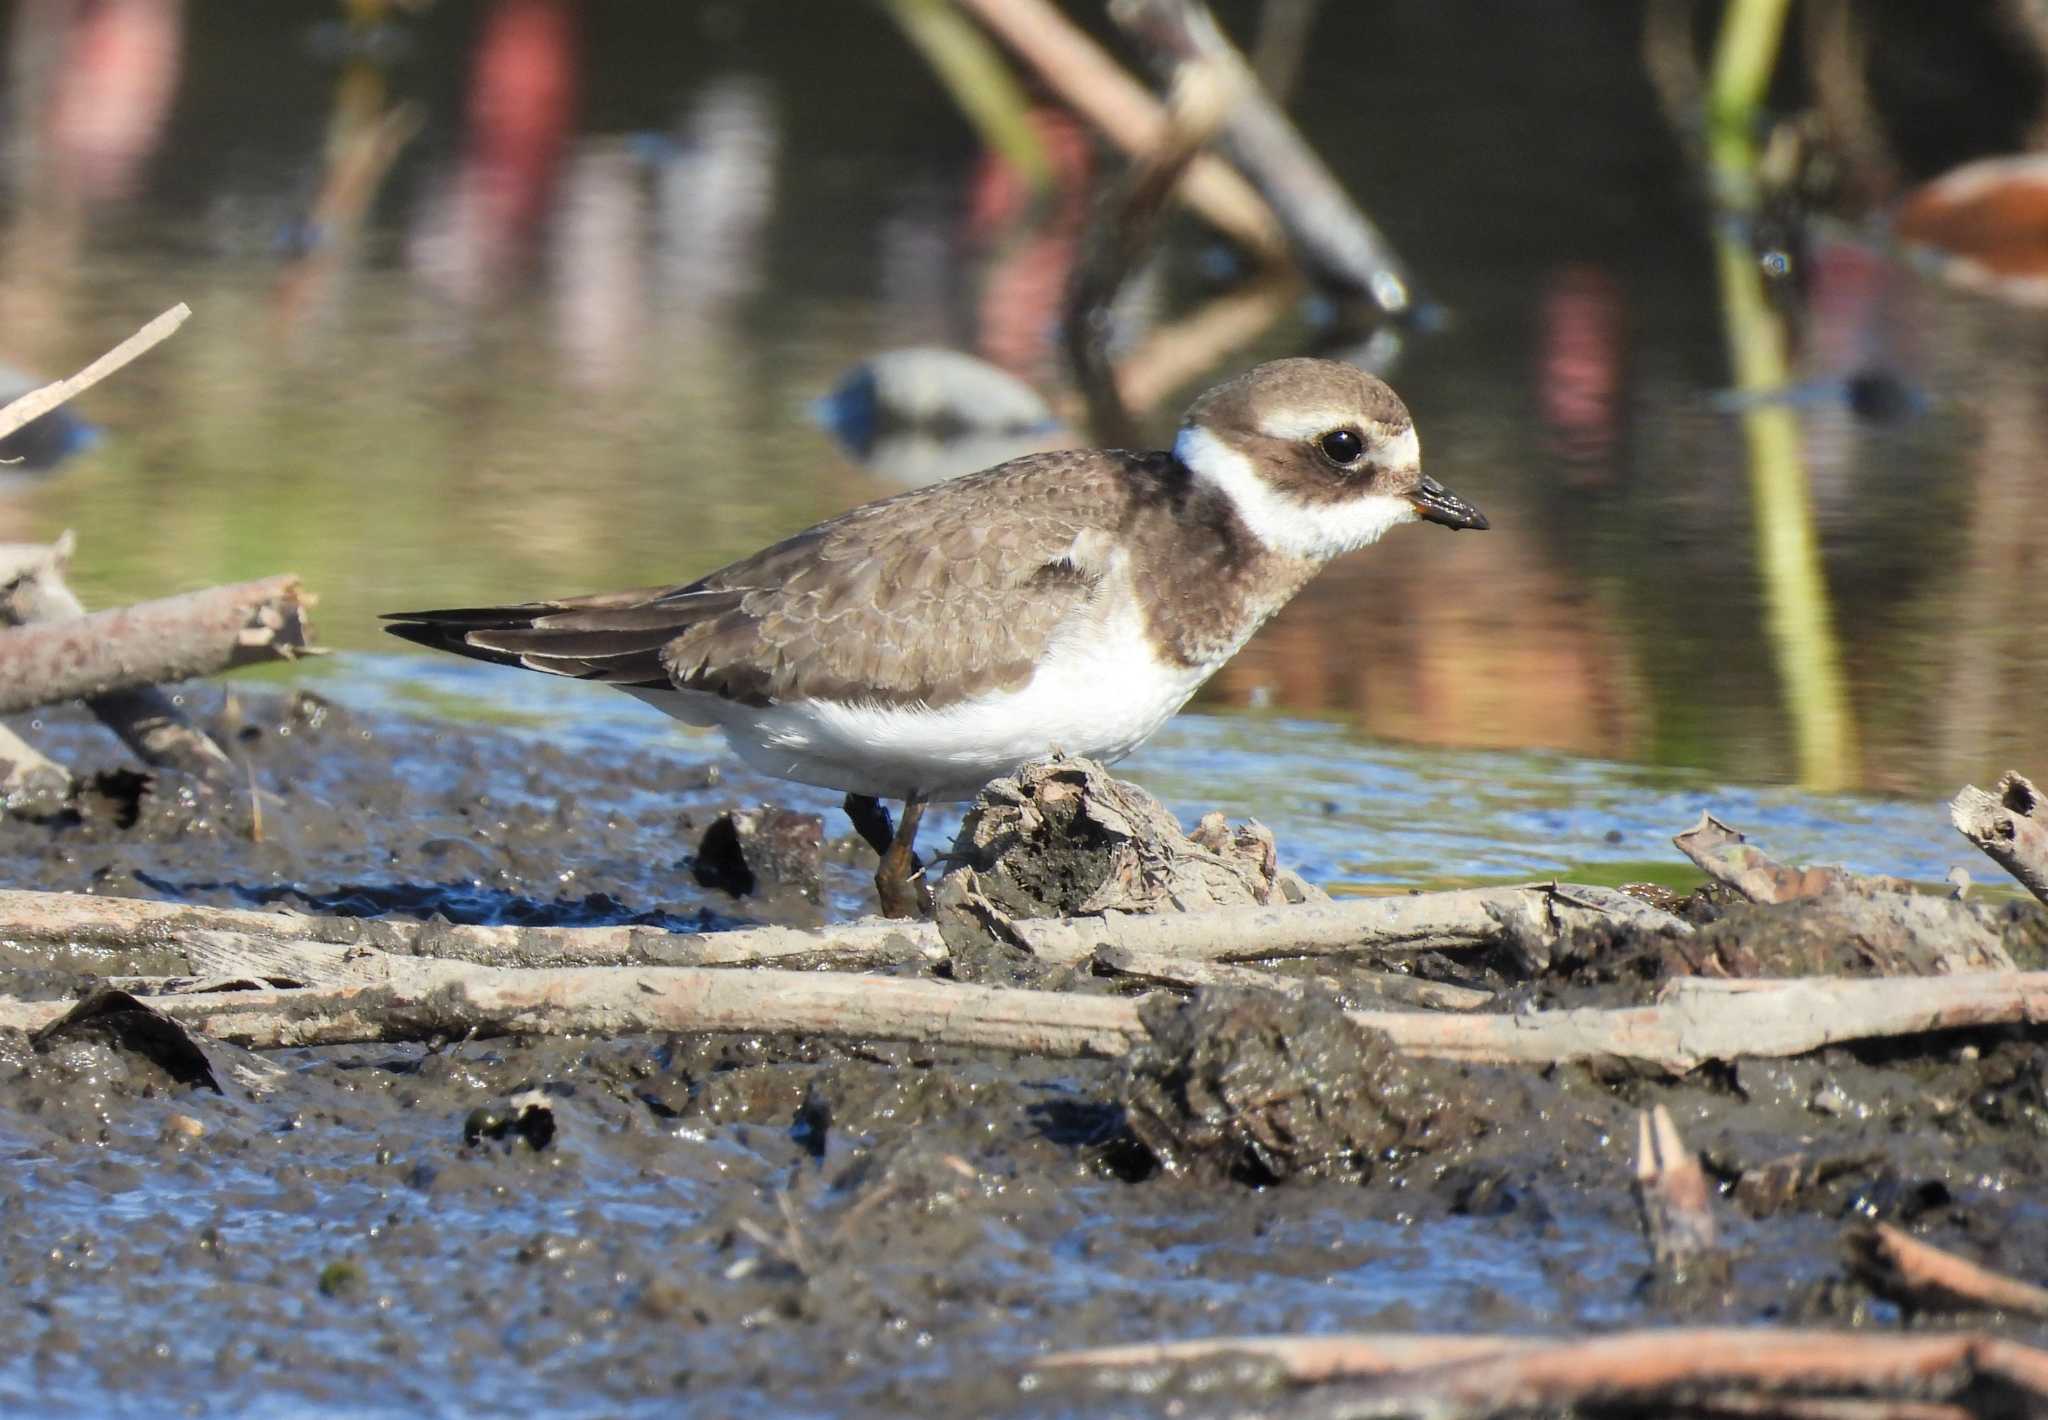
[411,0,579,307]
[1536,264,1623,487]
[35,0,183,204]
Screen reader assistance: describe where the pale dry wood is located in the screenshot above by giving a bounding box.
[1109,0,1415,312]
[0,959,1150,1059]
[951,0,1288,261]
[1950,772,2048,906]
[1848,1220,2048,1318]
[0,575,312,716]
[0,883,1682,977]
[14,924,2048,1073]
[0,535,235,777]
[0,303,190,446]
[0,887,946,974]
[1038,1327,2048,1411]
[1635,1103,1719,1268]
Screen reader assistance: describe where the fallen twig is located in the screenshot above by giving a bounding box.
[1036,1327,2048,1415]
[1950,772,2048,907]
[1847,1221,2048,1319]
[0,303,190,446]
[0,575,313,716]
[0,882,1681,977]
[953,0,1288,262]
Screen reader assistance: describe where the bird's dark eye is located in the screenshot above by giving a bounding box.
[1319,429,1363,464]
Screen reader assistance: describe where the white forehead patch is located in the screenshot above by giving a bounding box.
[1174,424,1418,560]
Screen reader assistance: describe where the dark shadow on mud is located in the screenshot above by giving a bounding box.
[130,869,747,932]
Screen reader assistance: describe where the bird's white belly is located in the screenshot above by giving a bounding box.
[623,614,1219,801]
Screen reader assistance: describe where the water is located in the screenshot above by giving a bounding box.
[335,653,1968,893]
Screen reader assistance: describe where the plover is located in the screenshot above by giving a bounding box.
[385,358,1487,916]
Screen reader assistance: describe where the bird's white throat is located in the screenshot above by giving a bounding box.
[1174,422,1419,560]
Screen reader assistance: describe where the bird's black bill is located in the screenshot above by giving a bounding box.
[1409,475,1489,531]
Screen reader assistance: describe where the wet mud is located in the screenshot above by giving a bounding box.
[2,693,2046,1417]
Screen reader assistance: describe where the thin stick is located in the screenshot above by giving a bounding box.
[0,304,190,445]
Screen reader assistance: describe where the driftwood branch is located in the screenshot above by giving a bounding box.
[0,303,190,445]
[1108,0,1416,314]
[0,575,312,716]
[1847,1221,2048,1319]
[6,906,2043,1072]
[0,957,1149,1058]
[1037,1327,2048,1414]
[0,883,1679,977]
[1950,772,2048,906]
[1,536,236,777]
[952,0,1288,262]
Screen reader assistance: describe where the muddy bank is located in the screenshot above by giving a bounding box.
[2,694,2047,1418]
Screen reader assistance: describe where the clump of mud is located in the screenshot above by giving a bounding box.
[948,756,1321,918]
[1119,986,1476,1184]
[1555,885,2048,1000]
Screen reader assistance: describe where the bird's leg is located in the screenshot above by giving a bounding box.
[875,794,929,920]
[844,792,930,917]
[843,793,897,860]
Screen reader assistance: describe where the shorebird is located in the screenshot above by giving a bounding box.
[385,358,1488,916]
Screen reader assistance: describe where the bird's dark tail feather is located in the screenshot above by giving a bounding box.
[381,587,741,686]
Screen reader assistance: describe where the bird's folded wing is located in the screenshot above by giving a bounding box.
[385,449,1166,707]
